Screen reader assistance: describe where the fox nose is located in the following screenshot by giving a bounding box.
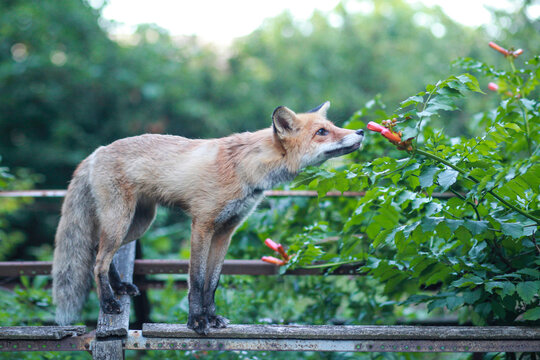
[356,129,364,136]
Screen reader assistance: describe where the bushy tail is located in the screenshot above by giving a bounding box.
[52,160,97,325]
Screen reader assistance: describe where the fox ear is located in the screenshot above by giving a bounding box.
[272,106,298,137]
[307,101,331,117]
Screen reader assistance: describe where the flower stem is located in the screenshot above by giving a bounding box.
[508,55,532,155]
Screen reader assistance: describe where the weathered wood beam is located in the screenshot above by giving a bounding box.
[142,324,540,340]
[0,326,86,340]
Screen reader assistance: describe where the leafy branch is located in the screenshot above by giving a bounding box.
[414,148,539,224]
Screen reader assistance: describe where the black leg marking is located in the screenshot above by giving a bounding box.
[98,273,122,314]
[109,262,140,296]
[187,312,210,335]
[204,279,229,328]
[187,273,209,335]
[208,314,230,328]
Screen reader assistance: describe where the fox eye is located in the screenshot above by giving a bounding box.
[316,128,329,136]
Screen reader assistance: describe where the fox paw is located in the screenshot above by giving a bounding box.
[187,314,209,335]
[113,282,140,296]
[208,315,229,328]
[101,298,122,314]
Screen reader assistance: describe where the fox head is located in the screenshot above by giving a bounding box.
[272,101,364,169]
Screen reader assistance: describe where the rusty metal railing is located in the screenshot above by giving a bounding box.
[0,259,362,278]
[0,189,457,198]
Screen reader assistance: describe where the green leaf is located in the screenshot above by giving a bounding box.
[401,294,430,305]
[426,95,458,112]
[445,219,464,232]
[437,169,459,191]
[519,98,536,111]
[521,307,540,321]
[501,282,516,297]
[446,296,464,311]
[427,298,447,313]
[421,217,444,232]
[516,281,540,304]
[20,276,30,288]
[503,123,522,132]
[498,220,526,238]
[424,266,452,286]
[417,110,434,118]
[455,226,472,241]
[456,73,483,93]
[373,228,395,248]
[419,166,439,188]
[463,220,489,236]
[401,126,418,139]
[517,268,540,279]
[451,275,484,288]
[424,202,442,217]
[485,281,504,294]
[400,95,424,108]
[463,289,482,304]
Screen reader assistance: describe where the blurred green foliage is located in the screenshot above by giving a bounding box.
[0,158,39,260]
[0,0,538,359]
[2,0,526,188]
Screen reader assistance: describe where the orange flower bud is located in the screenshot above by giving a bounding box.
[276,244,290,261]
[512,49,523,57]
[261,256,286,266]
[488,42,509,56]
[381,128,401,143]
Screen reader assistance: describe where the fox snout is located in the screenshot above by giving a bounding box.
[322,129,363,158]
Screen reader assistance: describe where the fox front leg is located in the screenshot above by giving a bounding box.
[203,227,236,328]
[187,220,213,335]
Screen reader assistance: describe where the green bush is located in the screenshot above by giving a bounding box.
[281,48,539,328]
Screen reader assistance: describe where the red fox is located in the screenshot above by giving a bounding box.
[52,102,364,334]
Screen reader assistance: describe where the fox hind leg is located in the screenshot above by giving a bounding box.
[94,193,137,315]
[95,237,124,314]
[109,201,156,297]
[109,261,139,296]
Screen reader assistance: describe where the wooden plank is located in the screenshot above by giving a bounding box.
[142,324,540,340]
[92,339,124,359]
[0,326,86,340]
[96,242,136,338]
[126,331,540,353]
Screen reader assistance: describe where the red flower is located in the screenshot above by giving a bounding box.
[367,121,385,133]
[488,82,499,91]
[264,238,280,252]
